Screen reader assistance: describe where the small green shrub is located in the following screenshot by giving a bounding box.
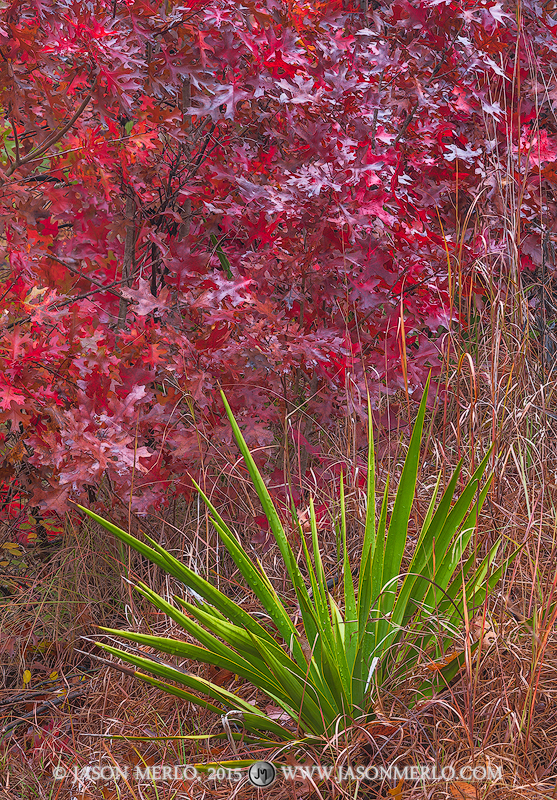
[81,381,514,749]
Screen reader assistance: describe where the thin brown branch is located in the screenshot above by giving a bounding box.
[393,104,418,146]
[179,77,192,241]
[118,192,137,328]
[0,689,89,736]
[4,91,93,179]
[0,270,132,331]
[47,254,123,299]
[9,114,20,165]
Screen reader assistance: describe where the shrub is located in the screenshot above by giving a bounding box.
[80,381,515,752]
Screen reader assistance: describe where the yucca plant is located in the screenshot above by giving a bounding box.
[80,381,514,748]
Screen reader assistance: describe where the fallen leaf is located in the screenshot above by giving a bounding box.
[364,721,400,737]
[450,781,478,799]
[426,651,461,671]
[389,778,404,798]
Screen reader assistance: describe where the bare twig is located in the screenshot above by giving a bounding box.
[0,689,89,736]
[47,254,123,299]
[3,92,93,180]
[8,113,20,165]
[178,77,192,241]
[117,191,137,328]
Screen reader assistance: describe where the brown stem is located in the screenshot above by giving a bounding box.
[9,113,20,165]
[4,92,93,179]
[47,253,123,299]
[118,192,136,328]
[371,72,384,152]
[393,104,417,145]
[179,77,192,240]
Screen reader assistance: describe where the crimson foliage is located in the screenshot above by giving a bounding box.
[0,0,554,525]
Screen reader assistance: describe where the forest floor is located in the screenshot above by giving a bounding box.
[2,306,557,800]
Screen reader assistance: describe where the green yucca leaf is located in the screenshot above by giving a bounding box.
[309,496,327,610]
[132,672,226,715]
[210,233,233,279]
[132,675,296,742]
[93,641,261,714]
[393,457,492,636]
[356,393,378,692]
[77,506,280,648]
[417,472,493,620]
[191,500,305,665]
[361,394,377,571]
[246,629,330,733]
[98,628,285,695]
[340,474,358,671]
[130,582,287,685]
[175,594,338,721]
[378,377,429,616]
[219,392,303,583]
[362,477,390,668]
[417,472,442,546]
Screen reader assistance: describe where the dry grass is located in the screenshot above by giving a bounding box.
[2,345,557,800]
[4,309,557,799]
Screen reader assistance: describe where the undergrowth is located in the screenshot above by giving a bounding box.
[4,32,557,800]
[2,331,557,799]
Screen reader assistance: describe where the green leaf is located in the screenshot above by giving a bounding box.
[219,392,310,605]
[77,506,279,646]
[210,233,233,279]
[94,642,261,714]
[99,627,283,695]
[379,377,429,615]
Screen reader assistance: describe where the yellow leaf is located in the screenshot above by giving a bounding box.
[49,671,59,680]
[23,669,31,686]
[23,286,48,305]
[33,640,52,653]
[1,542,22,556]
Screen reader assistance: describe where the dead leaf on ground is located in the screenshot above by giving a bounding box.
[450,781,478,799]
